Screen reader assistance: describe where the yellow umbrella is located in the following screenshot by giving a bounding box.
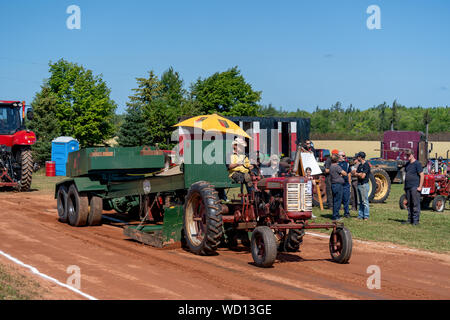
[174,113,251,139]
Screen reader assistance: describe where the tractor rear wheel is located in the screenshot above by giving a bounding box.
[16,147,33,192]
[67,184,89,227]
[432,195,446,212]
[399,194,408,210]
[87,196,103,226]
[369,168,391,203]
[280,229,305,252]
[251,226,277,268]
[329,227,352,264]
[57,185,68,223]
[183,181,223,255]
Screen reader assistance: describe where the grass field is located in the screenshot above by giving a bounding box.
[29,172,450,253]
[0,263,43,300]
[30,169,67,193]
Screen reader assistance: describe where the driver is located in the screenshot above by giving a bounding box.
[227,137,254,193]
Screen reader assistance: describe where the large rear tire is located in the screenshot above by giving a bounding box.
[251,226,277,268]
[87,196,103,226]
[67,184,89,227]
[369,168,391,203]
[16,147,33,192]
[57,185,68,223]
[329,227,352,264]
[183,181,223,255]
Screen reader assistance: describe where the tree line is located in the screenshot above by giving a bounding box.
[29,59,450,164]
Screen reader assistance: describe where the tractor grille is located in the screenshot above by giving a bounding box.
[286,183,313,212]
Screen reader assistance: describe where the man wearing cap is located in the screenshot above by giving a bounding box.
[403,150,424,225]
[324,149,339,209]
[352,151,371,220]
[338,151,352,218]
[227,137,254,193]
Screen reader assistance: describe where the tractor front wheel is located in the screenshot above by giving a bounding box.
[432,195,446,212]
[329,227,352,264]
[251,226,277,268]
[183,181,223,255]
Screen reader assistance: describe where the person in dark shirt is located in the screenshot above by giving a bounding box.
[324,149,339,209]
[338,151,352,218]
[352,151,371,220]
[402,150,424,225]
[329,154,348,221]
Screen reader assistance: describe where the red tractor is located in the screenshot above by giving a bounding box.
[0,100,36,191]
[399,174,449,212]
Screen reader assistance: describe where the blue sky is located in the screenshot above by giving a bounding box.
[1,0,449,114]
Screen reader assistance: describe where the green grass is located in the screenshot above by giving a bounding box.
[30,169,67,193]
[0,264,43,300]
[311,184,450,253]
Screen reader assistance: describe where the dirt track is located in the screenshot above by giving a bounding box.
[1,192,449,300]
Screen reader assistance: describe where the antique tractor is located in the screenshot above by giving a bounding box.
[55,140,352,268]
[399,174,449,212]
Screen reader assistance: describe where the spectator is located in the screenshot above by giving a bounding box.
[350,156,359,211]
[261,154,280,177]
[402,150,424,225]
[324,149,339,209]
[305,167,317,218]
[352,152,370,220]
[303,140,315,154]
[329,154,347,221]
[437,157,448,175]
[338,151,352,218]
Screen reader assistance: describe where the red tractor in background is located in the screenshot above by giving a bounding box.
[399,174,449,212]
[0,100,36,191]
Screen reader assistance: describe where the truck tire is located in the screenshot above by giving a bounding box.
[67,184,89,227]
[329,227,352,264]
[56,185,68,223]
[87,196,103,226]
[183,181,223,255]
[399,194,408,210]
[280,229,305,252]
[17,147,33,192]
[369,168,391,203]
[432,195,446,212]
[251,226,277,268]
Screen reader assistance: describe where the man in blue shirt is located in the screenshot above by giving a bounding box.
[338,151,352,218]
[402,150,424,225]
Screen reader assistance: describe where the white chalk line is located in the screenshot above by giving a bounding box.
[0,249,97,300]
